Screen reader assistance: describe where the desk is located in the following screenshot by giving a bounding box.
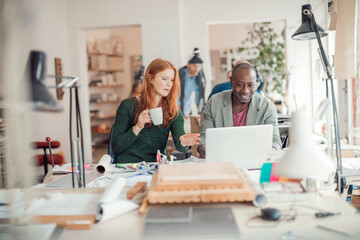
[17,186,360,240]
[60,197,359,240]
[11,160,360,240]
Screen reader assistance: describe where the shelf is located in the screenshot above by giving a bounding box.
[92,143,109,148]
[91,130,111,134]
[91,115,116,120]
[89,84,125,88]
[87,53,123,57]
[88,69,124,72]
[90,100,120,104]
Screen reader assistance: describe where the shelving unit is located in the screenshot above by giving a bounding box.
[85,27,143,162]
[89,84,124,88]
[0,122,5,188]
[87,51,125,159]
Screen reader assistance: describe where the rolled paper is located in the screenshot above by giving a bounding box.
[96,177,138,223]
[96,154,112,174]
[241,169,267,207]
[98,177,126,204]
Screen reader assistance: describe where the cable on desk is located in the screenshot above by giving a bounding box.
[245,215,280,228]
[288,203,340,218]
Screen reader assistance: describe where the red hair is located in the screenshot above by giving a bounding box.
[134,58,180,127]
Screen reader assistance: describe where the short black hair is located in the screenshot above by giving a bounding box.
[231,63,255,79]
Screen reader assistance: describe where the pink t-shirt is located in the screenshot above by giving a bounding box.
[232,106,249,126]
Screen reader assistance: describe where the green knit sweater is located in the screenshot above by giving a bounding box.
[111,97,188,163]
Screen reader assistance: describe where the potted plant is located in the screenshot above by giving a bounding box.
[238,22,287,110]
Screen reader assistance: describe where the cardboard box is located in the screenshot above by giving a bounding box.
[94,38,113,55]
[113,72,125,84]
[89,55,107,70]
[107,56,123,71]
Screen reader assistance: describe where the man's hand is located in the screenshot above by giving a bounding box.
[197,144,206,159]
[179,133,200,146]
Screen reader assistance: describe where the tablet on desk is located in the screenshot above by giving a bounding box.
[206,125,273,169]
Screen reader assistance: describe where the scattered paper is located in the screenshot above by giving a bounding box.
[26,194,100,215]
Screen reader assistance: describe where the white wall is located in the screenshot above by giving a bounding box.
[68,0,181,67]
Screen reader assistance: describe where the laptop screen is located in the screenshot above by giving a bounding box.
[206,125,273,169]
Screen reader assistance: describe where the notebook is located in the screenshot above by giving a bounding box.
[206,125,273,169]
[143,207,239,240]
[145,206,193,223]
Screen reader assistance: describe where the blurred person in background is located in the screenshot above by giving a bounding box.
[178,48,206,118]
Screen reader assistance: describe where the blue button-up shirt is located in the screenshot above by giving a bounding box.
[182,69,199,116]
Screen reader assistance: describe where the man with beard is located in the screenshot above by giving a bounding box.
[197,62,281,158]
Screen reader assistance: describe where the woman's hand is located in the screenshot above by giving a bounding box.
[179,133,200,147]
[133,109,151,135]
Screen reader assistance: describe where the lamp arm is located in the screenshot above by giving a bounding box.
[47,75,79,88]
[307,10,344,192]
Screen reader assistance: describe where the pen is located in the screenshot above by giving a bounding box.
[157,150,161,162]
[127,165,137,170]
[115,164,125,169]
[317,225,354,237]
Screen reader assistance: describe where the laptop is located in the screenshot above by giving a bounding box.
[206,125,273,169]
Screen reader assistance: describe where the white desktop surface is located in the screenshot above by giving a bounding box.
[16,162,360,240]
[22,181,359,240]
[57,194,360,240]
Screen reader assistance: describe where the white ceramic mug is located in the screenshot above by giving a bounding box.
[148,107,163,125]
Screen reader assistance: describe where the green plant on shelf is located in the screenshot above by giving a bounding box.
[237,22,287,104]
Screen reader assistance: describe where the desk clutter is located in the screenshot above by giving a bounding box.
[3,147,360,240]
[27,177,138,230]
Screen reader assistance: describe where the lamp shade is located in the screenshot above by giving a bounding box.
[273,109,335,181]
[28,51,62,112]
[292,4,328,40]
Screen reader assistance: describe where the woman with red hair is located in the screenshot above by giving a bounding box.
[111,58,200,163]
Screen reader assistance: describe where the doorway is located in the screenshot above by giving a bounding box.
[85,25,142,162]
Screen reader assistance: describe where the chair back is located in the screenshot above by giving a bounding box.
[108,125,116,163]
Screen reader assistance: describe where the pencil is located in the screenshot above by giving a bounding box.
[317,225,354,237]
[138,196,148,215]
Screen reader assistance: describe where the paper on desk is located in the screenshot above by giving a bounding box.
[96,177,138,223]
[343,158,360,170]
[0,223,56,240]
[0,189,25,219]
[26,194,100,215]
[52,163,78,174]
[0,189,23,204]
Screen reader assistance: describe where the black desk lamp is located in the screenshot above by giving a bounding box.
[28,51,63,112]
[292,4,344,193]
